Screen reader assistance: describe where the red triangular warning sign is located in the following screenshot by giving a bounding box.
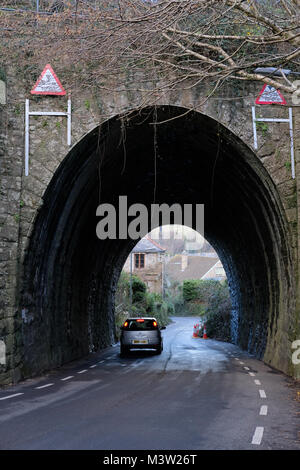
[255,84,286,105]
[31,64,66,96]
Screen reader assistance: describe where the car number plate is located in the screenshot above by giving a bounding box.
[132,340,148,344]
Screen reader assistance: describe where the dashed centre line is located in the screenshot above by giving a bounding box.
[0,393,24,401]
[243,363,267,446]
[260,405,268,416]
[259,389,267,398]
[0,356,113,401]
[251,426,264,445]
[35,383,54,390]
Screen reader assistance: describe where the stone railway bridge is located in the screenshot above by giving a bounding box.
[0,68,300,385]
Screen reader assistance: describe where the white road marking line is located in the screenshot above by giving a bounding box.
[259,389,267,398]
[251,426,264,445]
[77,369,88,374]
[98,360,105,364]
[61,376,74,381]
[131,360,145,368]
[35,383,54,390]
[244,366,250,370]
[89,365,97,369]
[98,383,110,391]
[254,379,261,385]
[260,405,268,416]
[249,372,256,377]
[239,361,245,365]
[0,393,24,401]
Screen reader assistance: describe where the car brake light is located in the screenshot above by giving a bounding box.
[136,319,144,323]
[153,321,157,327]
[123,321,128,327]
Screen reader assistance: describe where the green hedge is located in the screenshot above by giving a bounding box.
[168,278,232,341]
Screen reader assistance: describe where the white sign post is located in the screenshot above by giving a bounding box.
[0,339,5,365]
[25,97,72,176]
[251,106,295,179]
[24,64,70,176]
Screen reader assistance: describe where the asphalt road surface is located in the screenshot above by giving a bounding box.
[0,317,299,450]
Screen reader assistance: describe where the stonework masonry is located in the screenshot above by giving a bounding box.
[0,66,300,385]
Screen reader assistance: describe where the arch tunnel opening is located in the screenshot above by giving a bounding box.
[21,105,294,378]
[119,225,229,336]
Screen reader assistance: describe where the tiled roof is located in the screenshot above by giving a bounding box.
[165,255,219,282]
[132,237,166,253]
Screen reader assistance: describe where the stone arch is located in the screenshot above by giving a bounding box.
[20,105,295,378]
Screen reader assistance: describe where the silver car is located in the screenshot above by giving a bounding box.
[120,317,165,356]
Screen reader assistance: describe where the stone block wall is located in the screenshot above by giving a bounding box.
[0,65,299,384]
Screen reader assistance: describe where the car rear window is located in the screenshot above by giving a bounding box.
[125,319,157,330]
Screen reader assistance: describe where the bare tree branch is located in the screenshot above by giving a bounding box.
[0,0,299,105]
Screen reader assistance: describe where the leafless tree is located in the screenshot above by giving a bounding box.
[0,1,299,103]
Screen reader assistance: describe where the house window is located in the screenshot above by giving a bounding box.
[135,253,145,269]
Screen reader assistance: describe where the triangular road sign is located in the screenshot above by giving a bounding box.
[255,84,286,105]
[31,64,66,96]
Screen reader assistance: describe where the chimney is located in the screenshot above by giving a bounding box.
[181,255,188,272]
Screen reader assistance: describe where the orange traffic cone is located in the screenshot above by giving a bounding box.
[203,324,208,339]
